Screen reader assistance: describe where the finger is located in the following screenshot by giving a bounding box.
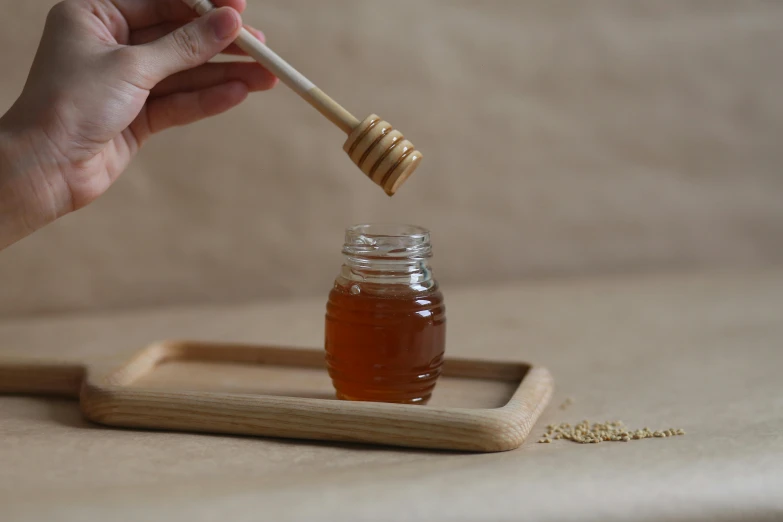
[222,26,266,55]
[129,21,183,45]
[110,0,246,30]
[129,7,243,89]
[143,81,249,135]
[131,23,266,56]
[151,62,277,98]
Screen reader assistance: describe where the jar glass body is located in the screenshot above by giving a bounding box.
[325,224,446,404]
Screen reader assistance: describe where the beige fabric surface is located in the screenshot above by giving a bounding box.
[1,1,783,317]
[1,269,782,521]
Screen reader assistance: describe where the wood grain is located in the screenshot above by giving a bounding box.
[130,362,519,408]
[81,342,552,452]
[0,362,83,398]
[0,341,552,452]
[343,114,423,196]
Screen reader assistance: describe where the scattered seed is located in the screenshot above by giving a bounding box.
[538,420,686,445]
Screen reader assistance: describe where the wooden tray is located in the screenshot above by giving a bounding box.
[0,341,553,452]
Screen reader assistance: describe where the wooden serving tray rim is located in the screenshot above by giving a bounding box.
[2,340,553,452]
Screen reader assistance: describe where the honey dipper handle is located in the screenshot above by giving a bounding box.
[182,0,360,134]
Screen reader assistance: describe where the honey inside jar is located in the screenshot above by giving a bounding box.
[325,224,446,404]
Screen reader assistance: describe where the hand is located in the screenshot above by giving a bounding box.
[0,0,276,248]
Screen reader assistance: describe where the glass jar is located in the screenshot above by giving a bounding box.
[325,224,446,404]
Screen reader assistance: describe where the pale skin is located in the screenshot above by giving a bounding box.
[0,0,277,250]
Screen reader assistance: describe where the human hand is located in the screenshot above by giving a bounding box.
[0,0,276,248]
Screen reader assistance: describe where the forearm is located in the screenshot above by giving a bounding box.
[0,120,65,250]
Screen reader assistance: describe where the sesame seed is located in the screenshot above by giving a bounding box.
[538,421,686,445]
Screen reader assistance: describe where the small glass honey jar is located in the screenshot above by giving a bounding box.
[325,224,446,404]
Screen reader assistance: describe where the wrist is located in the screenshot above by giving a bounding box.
[0,118,70,249]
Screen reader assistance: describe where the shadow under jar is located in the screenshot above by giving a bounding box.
[325,224,446,404]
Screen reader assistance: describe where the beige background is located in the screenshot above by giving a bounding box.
[1,0,783,318]
[1,4,782,518]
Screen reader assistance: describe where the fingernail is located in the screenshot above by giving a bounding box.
[209,8,240,40]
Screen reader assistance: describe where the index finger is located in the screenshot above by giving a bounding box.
[109,0,246,29]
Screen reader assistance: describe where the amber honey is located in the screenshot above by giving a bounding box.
[325,224,446,404]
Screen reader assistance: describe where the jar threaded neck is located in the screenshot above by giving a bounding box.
[340,224,433,285]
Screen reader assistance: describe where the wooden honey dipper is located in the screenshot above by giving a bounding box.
[182,0,422,196]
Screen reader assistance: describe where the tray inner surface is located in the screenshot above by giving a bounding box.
[130,358,519,409]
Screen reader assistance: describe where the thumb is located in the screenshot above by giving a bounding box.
[137,7,242,85]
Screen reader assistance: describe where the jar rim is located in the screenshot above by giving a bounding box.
[345,223,429,239]
[343,223,432,259]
